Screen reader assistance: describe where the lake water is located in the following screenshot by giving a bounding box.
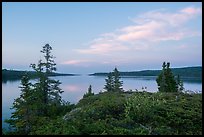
[2,75,202,130]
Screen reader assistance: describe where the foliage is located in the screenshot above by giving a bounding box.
[125,92,202,135]
[104,72,114,92]
[5,88,202,135]
[5,44,65,135]
[19,91,201,135]
[156,62,181,92]
[4,74,36,134]
[30,44,64,117]
[176,75,184,92]
[104,67,123,92]
[83,85,94,98]
[113,67,123,92]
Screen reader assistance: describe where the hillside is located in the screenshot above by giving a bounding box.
[6,91,200,135]
[90,66,202,78]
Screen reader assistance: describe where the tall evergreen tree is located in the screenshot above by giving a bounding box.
[156,62,178,92]
[88,85,92,94]
[5,44,65,134]
[30,59,48,116]
[156,62,167,92]
[113,67,123,92]
[5,74,34,134]
[104,72,114,92]
[104,68,123,92]
[83,85,94,98]
[30,44,63,116]
[166,62,177,92]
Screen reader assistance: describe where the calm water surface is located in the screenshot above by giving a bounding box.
[2,75,202,130]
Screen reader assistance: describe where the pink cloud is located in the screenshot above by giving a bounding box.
[180,7,202,15]
[153,31,186,41]
[120,20,163,32]
[133,7,201,26]
[77,43,129,54]
[117,30,153,41]
[75,6,201,56]
[61,59,92,65]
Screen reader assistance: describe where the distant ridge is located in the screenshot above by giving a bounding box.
[90,66,202,78]
[2,69,78,82]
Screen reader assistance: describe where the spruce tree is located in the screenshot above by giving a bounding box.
[88,85,92,94]
[156,62,177,92]
[5,44,65,134]
[156,62,167,92]
[113,67,123,92]
[166,62,177,92]
[104,68,123,92]
[5,74,34,134]
[30,59,48,116]
[83,85,94,98]
[30,44,63,116]
[104,72,114,92]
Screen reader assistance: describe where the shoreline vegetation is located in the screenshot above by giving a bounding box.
[3,91,202,135]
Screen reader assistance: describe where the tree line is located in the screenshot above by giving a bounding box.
[91,67,202,78]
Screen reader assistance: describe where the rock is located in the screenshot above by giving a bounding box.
[63,107,82,121]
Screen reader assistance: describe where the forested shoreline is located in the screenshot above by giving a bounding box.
[2,69,78,83]
[90,66,202,78]
[2,66,201,82]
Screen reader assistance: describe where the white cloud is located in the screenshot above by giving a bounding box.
[69,6,201,66]
[76,6,201,56]
[133,6,202,26]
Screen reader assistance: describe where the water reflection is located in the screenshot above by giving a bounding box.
[120,76,202,83]
[62,85,82,92]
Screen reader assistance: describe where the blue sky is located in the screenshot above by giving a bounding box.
[2,2,202,74]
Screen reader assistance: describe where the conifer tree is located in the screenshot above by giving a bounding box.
[113,67,123,92]
[30,44,63,116]
[5,74,34,134]
[166,62,177,92]
[104,72,114,92]
[83,85,94,98]
[6,44,65,134]
[156,62,167,92]
[104,68,123,92]
[156,62,178,92]
[88,85,92,94]
[30,59,48,116]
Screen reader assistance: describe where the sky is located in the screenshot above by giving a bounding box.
[2,2,202,74]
